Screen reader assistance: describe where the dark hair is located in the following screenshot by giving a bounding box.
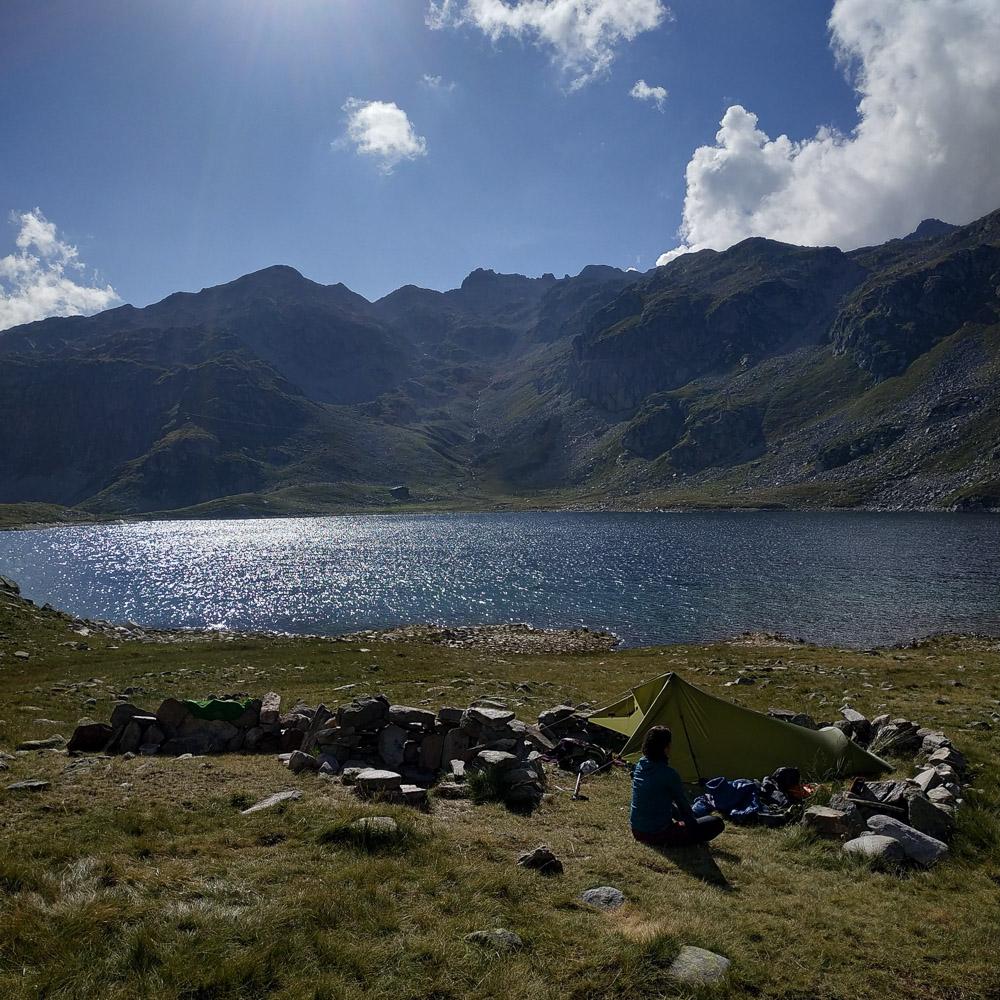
[642,725,672,760]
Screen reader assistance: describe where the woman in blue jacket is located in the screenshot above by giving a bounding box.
[630,726,725,847]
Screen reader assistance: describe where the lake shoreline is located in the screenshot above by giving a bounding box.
[3,498,999,533]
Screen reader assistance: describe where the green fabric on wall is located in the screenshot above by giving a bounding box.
[182,698,252,722]
[589,673,890,782]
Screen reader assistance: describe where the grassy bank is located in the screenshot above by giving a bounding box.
[1,595,999,999]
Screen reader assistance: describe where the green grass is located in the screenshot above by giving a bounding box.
[1,596,1000,998]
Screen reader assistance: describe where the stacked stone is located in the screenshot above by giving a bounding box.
[798,707,969,868]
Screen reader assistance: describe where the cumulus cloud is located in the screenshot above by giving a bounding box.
[0,209,119,331]
[630,78,667,111]
[657,0,1000,265]
[341,98,428,174]
[427,0,668,90]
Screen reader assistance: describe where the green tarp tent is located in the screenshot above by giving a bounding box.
[589,672,890,782]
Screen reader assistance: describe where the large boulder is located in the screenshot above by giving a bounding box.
[843,835,906,863]
[155,698,191,736]
[388,705,436,729]
[162,718,239,755]
[866,816,948,867]
[378,724,408,768]
[67,723,112,753]
[904,788,954,841]
[802,805,862,839]
[338,695,390,732]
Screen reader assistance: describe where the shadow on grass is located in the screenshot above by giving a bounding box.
[639,844,737,891]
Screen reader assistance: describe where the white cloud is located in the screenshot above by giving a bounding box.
[427,0,669,90]
[657,0,1000,266]
[340,98,428,174]
[0,209,119,331]
[630,78,667,111]
[421,73,457,92]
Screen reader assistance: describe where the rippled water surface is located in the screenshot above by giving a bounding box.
[1,512,998,647]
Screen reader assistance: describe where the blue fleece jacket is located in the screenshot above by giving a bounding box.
[630,756,696,833]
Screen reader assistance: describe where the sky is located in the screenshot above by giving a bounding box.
[2,0,1000,328]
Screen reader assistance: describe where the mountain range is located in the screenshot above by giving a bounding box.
[2,209,999,517]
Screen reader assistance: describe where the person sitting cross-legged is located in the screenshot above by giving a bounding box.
[630,725,724,847]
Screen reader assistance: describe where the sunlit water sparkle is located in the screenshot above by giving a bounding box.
[1,511,998,648]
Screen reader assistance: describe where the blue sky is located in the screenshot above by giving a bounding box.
[2,0,998,320]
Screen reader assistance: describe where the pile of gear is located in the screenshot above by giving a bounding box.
[691,766,814,826]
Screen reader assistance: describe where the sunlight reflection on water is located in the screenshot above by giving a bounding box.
[1,511,998,647]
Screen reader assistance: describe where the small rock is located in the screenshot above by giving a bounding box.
[434,781,471,799]
[667,945,731,985]
[241,790,302,815]
[16,736,64,752]
[927,786,957,809]
[517,844,563,875]
[472,750,518,772]
[911,768,941,794]
[843,834,906,863]
[465,929,524,952]
[351,816,398,835]
[463,706,516,728]
[6,779,50,792]
[355,768,403,795]
[288,750,318,774]
[260,692,282,726]
[14,650,29,660]
[398,784,428,807]
[580,886,625,910]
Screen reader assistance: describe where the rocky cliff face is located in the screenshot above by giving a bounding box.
[572,240,865,412]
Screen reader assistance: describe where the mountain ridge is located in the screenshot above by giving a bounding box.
[2,212,998,516]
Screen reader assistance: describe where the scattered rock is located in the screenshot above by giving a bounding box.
[6,779,50,792]
[13,650,29,660]
[517,844,563,875]
[240,790,302,815]
[355,768,403,795]
[351,816,398,835]
[434,781,470,799]
[465,929,524,952]
[580,886,625,911]
[288,750,319,774]
[16,735,64,751]
[667,945,731,986]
